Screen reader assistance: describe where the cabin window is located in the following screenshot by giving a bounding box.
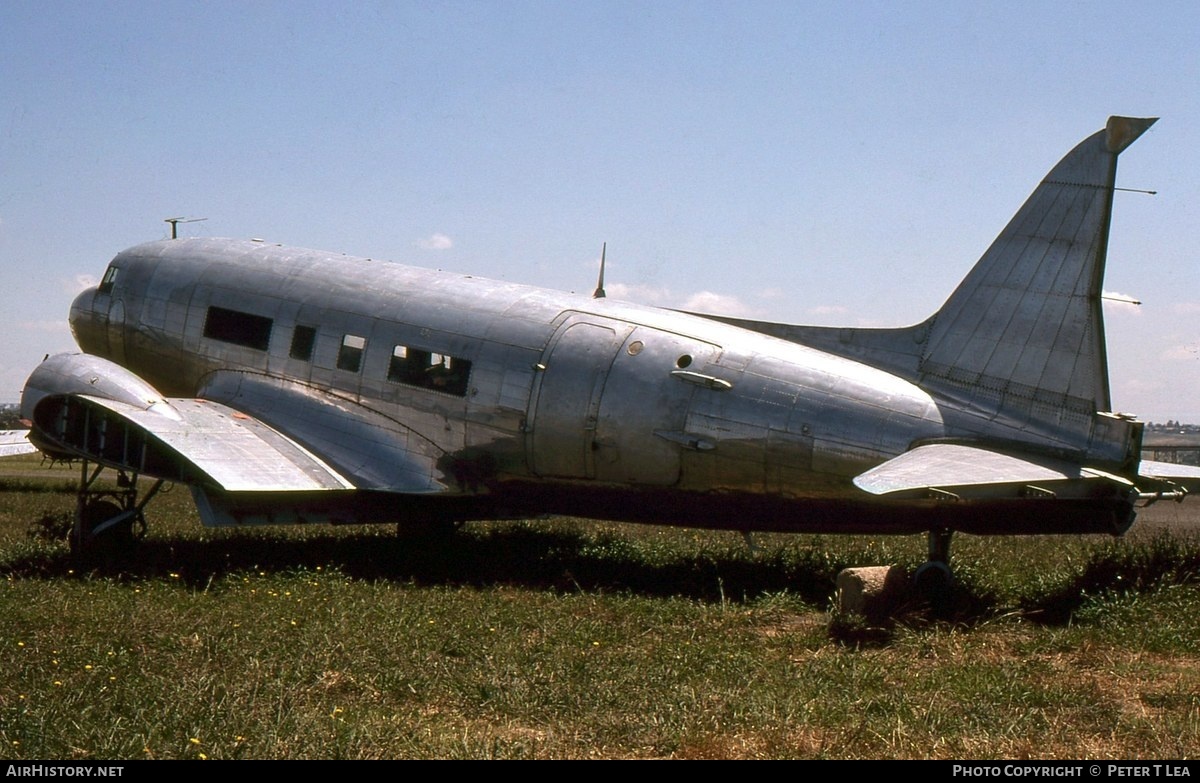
[203,306,273,351]
[290,325,316,361]
[337,334,366,372]
[387,343,471,396]
[97,266,120,295]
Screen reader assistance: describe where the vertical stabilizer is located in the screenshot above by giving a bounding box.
[685,118,1156,456]
[916,116,1156,441]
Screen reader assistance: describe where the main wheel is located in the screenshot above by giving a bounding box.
[69,499,137,561]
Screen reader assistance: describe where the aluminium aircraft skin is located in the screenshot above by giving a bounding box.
[0,430,35,458]
[15,116,1200,556]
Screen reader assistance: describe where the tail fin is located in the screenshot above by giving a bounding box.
[705,117,1156,451]
[917,116,1156,426]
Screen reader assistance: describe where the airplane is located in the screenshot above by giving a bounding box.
[0,430,35,458]
[11,115,1200,586]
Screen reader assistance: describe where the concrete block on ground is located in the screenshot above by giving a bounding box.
[836,565,910,616]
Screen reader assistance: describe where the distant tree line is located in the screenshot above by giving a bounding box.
[0,407,24,429]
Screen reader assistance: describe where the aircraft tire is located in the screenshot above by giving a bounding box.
[70,499,136,561]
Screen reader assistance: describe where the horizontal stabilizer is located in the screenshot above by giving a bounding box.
[1138,460,1200,493]
[853,443,1126,499]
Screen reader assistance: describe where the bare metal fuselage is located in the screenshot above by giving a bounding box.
[24,117,1182,543]
[52,238,1127,536]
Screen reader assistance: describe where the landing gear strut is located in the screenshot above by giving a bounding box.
[914,527,954,597]
[70,460,163,561]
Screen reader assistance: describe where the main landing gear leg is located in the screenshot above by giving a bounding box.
[914,527,954,597]
[70,460,163,562]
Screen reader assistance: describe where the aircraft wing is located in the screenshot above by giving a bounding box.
[35,394,354,492]
[0,429,37,458]
[22,353,451,495]
[853,443,1131,500]
[22,353,357,492]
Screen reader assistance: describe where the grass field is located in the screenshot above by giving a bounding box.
[1,454,1198,759]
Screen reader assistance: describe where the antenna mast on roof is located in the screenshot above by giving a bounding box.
[592,242,607,299]
[164,216,208,239]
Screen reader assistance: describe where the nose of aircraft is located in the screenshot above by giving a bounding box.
[69,286,103,353]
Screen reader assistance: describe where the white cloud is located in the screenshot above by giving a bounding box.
[71,274,98,292]
[19,320,71,334]
[1101,290,1142,314]
[417,233,453,250]
[1161,344,1200,361]
[605,282,671,304]
[681,291,751,317]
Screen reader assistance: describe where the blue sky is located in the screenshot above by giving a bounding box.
[2,1,1198,421]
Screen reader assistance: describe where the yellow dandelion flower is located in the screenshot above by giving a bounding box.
[189,737,201,745]
[84,664,93,670]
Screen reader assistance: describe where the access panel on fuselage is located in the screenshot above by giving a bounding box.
[526,317,628,479]
[593,327,721,486]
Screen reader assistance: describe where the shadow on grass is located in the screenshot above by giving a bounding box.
[8,520,1199,638]
[1020,534,1200,624]
[10,521,861,605]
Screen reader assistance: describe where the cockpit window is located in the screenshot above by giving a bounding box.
[97,266,120,294]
